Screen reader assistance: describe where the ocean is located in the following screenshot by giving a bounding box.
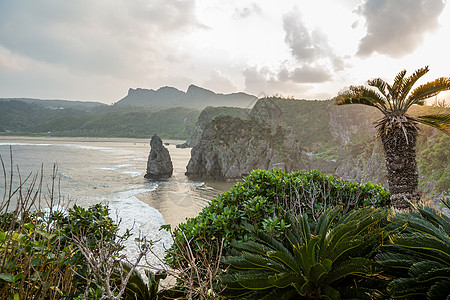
[0,136,233,267]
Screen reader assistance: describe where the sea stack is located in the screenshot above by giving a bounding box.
[144,134,173,180]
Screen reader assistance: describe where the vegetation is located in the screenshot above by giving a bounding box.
[1,155,448,299]
[0,159,158,299]
[376,199,450,299]
[418,132,450,194]
[219,206,389,299]
[168,169,389,267]
[0,100,199,139]
[336,66,450,209]
[252,98,338,152]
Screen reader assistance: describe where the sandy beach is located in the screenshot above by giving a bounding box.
[0,136,234,228]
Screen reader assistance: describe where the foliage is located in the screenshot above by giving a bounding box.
[375,198,450,299]
[0,155,160,299]
[252,97,338,151]
[418,132,450,193]
[117,266,166,300]
[168,169,390,267]
[219,206,389,299]
[0,218,76,299]
[0,100,199,139]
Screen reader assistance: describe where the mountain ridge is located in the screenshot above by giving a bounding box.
[115,84,257,109]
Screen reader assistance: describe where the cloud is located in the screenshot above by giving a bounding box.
[290,65,332,83]
[0,0,201,78]
[203,70,237,93]
[282,7,344,72]
[242,66,327,97]
[233,3,262,19]
[355,0,446,57]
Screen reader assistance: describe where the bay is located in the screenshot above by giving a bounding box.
[0,136,233,266]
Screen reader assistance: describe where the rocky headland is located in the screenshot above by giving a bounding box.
[184,97,449,195]
[185,116,303,180]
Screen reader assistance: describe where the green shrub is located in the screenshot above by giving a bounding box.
[168,169,390,266]
[219,206,389,299]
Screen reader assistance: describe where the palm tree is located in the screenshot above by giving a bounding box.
[335,66,450,209]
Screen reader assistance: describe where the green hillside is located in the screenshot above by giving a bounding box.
[0,100,199,139]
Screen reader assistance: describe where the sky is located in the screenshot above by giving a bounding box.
[1,0,449,104]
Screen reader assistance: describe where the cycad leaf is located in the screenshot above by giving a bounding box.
[242,252,289,273]
[324,235,366,263]
[417,206,450,236]
[375,252,420,269]
[335,86,387,113]
[316,206,342,242]
[398,66,429,106]
[411,114,450,135]
[268,272,302,288]
[222,255,266,270]
[299,213,311,242]
[427,279,450,300]
[303,236,320,274]
[391,233,450,264]
[267,250,301,274]
[408,77,450,105]
[322,285,340,300]
[409,261,450,282]
[388,277,428,297]
[392,212,449,241]
[309,262,330,283]
[255,228,292,256]
[237,271,275,290]
[323,257,374,285]
[231,239,271,255]
[219,273,250,290]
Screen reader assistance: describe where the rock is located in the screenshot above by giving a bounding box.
[176,142,190,148]
[185,116,304,180]
[144,134,173,180]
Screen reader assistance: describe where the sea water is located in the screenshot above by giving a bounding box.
[0,137,232,268]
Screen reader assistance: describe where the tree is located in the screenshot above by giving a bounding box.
[335,66,450,209]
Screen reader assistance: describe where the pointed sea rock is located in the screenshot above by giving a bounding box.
[144,134,173,180]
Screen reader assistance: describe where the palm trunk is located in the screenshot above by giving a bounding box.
[380,124,419,209]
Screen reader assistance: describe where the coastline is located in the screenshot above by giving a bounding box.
[0,136,234,228]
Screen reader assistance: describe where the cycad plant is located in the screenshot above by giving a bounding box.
[375,198,450,299]
[335,66,450,209]
[219,206,389,299]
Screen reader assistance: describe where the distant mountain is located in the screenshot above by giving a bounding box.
[115,85,258,109]
[0,98,106,110]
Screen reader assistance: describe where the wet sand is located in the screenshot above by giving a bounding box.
[0,136,235,227]
[136,143,235,227]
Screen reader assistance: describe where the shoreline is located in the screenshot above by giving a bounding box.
[0,135,185,145]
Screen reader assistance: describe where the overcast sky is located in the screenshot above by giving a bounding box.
[1,0,449,104]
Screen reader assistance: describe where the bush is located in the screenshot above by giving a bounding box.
[168,169,390,266]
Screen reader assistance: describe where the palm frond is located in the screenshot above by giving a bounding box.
[406,77,450,109]
[368,78,390,100]
[398,66,430,108]
[409,114,450,135]
[335,86,388,114]
[390,69,408,107]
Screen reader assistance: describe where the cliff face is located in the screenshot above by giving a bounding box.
[185,97,449,194]
[185,116,304,180]
[185,106,250,148]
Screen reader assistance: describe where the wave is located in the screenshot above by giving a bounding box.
[104,187,172,269]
